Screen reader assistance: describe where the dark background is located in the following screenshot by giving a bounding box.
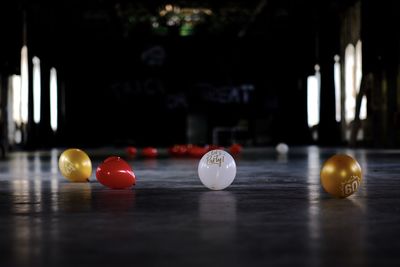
[0,0,399,150]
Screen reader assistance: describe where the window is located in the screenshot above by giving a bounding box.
[50,68,58,132]
[33,57,41,124]
[334,55,341,122]
[11,75,22,125]
[20,46,29,124]
[345,44,355,124]
[345,41,366,124]
[307,65,321,128]
[356,40,366,120]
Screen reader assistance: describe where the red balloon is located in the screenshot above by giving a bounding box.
[169,145,188,157]
[229,143,243,155]
[142,147,158,158]
[188,146,208,158]
[205,144,225,152]
[126,146,137,157]
[96,156,136,189]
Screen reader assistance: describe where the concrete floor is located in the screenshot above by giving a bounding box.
[0,147,399,267]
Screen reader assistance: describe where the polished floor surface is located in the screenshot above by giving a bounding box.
[0,147,399,267]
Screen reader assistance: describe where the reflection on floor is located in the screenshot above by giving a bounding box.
[0,147,399,267]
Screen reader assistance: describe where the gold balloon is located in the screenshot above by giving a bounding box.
[58,148,92,182]
[320,154,362,198]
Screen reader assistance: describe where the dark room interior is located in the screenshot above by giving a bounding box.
[0,0,400,266]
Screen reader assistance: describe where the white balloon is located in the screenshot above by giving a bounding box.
[276,143,289,154]
[198,150,237,190]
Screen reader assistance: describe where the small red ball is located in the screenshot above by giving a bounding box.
[205,144,225,152]
[126,146,137,157]
[142,147,158,158]
[188,145,208,158]
[96,156,136,189]
[169,145,188,157]
[229,144,243,155]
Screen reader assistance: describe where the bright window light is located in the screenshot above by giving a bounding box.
[50,68,58,132]
[307,65,320,128]
[20,46,29,124]
[334,55,341,122]
[11,75,22,125]
[345,44,355,124]
[360,96,367,120]
[355,41,362,94]
[33,57,41,124]
[355,40,366,120]
[345,41,366,123]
